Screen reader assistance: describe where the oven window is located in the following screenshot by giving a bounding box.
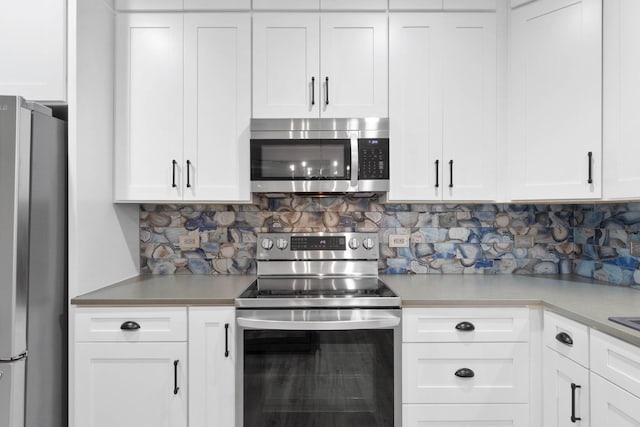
[243,329,394,426]
[250,140,350,180]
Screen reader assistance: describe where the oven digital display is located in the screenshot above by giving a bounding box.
[291,236,346,251]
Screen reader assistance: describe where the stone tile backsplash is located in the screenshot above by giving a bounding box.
[139,196,640,288]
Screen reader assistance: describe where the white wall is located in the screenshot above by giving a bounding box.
[68,0,139,301]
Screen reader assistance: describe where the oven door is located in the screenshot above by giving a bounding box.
[250,132,359,193]
[236,309,401,427]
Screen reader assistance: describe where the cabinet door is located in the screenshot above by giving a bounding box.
[509,0,602,200]
[183,14,251,202]
[189,307,235,427]
[320,13,388,118]
[603,0,640,199]
[543,348,590,427]
[0,0,66,101]
[252,13,320,118]
[388,13,444,201]
[75,342,187,427]
[442,13,497,201]
[114,13,184,201]
[591,373,640,427]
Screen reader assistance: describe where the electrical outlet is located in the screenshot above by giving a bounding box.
[631,241,640,257]
[514,235,534,249]
[389,234,410,248]
[179,234,200,250]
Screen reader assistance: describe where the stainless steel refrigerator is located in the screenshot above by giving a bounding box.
[0,96,67,427]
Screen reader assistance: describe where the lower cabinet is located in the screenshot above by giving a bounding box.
[74,306,235,427]
[403,404,530,426]
[75,342,188,427]
[590,372,640,426]
[402,307,531,426]
[543,347,590,427]
[188,307,236,427]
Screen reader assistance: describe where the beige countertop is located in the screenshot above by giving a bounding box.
[72,273,640,346]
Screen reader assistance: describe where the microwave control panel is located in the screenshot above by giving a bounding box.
[358,138,389,180]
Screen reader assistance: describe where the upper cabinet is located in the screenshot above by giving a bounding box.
[0,0,66,102]
[114,12,251,202]
[508,0,602,200]
[603,0,640,200]
[388,12,498,202]
[252,13,388,118]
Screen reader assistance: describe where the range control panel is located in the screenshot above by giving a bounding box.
[257,232,379,261]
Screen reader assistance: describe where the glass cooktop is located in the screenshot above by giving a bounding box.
[236,277,400,308]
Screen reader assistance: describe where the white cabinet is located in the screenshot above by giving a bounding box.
[402,307,530,426]
[543,348,590,427]
[188,307,235,427]
[183,14,251,201]
[508,0,602,200]
[0,0,66,101]
[74,306,236,427]
[603,0,640,199]
[115,12,251,202]
[252,13,388,118]
[74,308,188,427]
[591,373,640,427]
[590,329,640,426]
[389,12,497,201]
[542,311,590,427]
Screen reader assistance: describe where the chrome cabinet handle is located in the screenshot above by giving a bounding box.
[455,368,475,378]
[455,321,475,332]
[120,321,140,331]
[311,77,315,106]
[555,332,573,346]
[571,383,582,422]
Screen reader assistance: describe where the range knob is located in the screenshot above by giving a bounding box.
[276,238,288,250]
[363,237,376,250]
[261,238,274,250]
[348,238,360,249]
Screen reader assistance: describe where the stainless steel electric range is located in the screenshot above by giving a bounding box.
[236,232,401,427]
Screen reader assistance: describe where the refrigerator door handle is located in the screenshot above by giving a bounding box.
[0,352,27,363]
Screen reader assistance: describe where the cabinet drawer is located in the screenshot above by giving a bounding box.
[403,342,530,403]
[544,310,589,368]
[591,329,640,398]
[403,403,530,426]
[75,307,187,342]
[403,307,530,342]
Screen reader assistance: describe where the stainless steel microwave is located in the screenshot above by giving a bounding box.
[250,118,389,193]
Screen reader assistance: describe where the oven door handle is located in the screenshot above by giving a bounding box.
[237,316,400,331]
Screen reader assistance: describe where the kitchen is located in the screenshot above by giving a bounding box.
[1,0,640,426]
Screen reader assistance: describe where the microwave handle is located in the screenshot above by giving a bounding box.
[350,133,359,188]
